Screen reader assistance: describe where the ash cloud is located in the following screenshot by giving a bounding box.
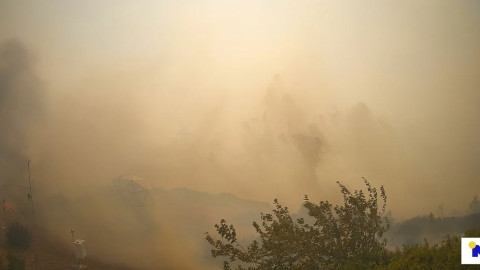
[0,42,471,268]
[0,1,478,269]
[0,39,44,201]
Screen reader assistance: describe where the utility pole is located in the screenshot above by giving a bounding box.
[2,199,7,226]
[27,160,36,224]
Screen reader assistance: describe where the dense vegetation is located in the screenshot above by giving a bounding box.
[206,179,480,269]
[385,227,480,269]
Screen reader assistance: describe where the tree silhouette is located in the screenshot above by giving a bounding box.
[206,178,389,270]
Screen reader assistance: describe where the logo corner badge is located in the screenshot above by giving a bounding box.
[462,238,480,264]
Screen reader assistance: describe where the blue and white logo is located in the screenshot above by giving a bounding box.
[462,238,480,264]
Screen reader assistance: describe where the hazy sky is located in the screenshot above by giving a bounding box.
[1,0,479,219]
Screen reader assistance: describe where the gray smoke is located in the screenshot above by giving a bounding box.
[0,39,43,195]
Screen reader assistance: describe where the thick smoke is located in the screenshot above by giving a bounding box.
[0,1,478,269]
[0,39,44,207]
[22,56,406,269]
[0,38,475,269]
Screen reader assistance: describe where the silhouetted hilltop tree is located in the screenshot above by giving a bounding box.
[468,195,480,215]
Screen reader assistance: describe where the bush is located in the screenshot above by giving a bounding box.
[0,256,5,270]
[6,223,31,250]
[7,253,25,270]
[206,178,389,269]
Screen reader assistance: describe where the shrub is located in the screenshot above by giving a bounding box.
[0,256,5,270]
[206,178,389,269]
[7,253,25,270]
[6,223,31,250]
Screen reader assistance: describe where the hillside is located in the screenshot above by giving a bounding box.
[386,212,480,246]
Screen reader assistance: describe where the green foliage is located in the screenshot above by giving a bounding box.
[206,178,389,269]
[206,177,480,269]
[6,223,31,250]
[465,227,480,237]
[6,253,25,270]
[386,230,480,270]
